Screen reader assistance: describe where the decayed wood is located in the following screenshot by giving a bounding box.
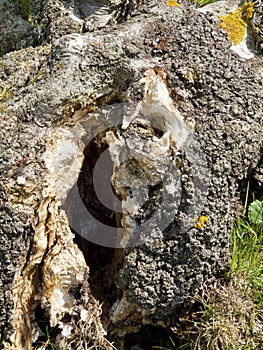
[0,0,262,349]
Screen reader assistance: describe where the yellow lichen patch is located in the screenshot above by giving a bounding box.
[241,1,254,21]
[219,2,254,46]
[91,41,100,47]
[192,215,209,230]
[166,0,181,7]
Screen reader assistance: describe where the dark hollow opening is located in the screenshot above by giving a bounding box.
[73,128,124,326]
[32,305,59,348]
[238,151,263,214]
[123,325,189,350]
[78,128,121,227]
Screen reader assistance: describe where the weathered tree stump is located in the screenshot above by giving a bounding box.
[0,1,262,349]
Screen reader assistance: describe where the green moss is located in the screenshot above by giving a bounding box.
[29,69,44,85]
[0,85,13,102]
[9,0,33,23]
[0,86,12,113]
[0,105,7,113]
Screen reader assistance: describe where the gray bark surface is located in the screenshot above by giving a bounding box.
[0,0,262,349]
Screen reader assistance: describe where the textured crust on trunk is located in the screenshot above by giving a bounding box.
[0,0,262,349]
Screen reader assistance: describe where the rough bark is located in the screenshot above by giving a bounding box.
[0,0,262,349]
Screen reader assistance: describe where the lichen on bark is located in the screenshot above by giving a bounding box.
[0,0,262,349]
[219,1,254,45]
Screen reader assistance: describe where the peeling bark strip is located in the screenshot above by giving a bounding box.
[0,0,262,349]
[10,198,107,349]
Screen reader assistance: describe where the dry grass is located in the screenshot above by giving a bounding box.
[183,277,263,349]
[37,299,116,350]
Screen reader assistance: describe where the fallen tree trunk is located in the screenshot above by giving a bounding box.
[0,0,262,349]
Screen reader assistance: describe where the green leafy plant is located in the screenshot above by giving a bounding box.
[230,190,263,305]
[248,196,263,225]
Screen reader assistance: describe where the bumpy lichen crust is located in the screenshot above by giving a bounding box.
[0,0,263,348]
[219,1,254,45]
[252,0,263,50]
